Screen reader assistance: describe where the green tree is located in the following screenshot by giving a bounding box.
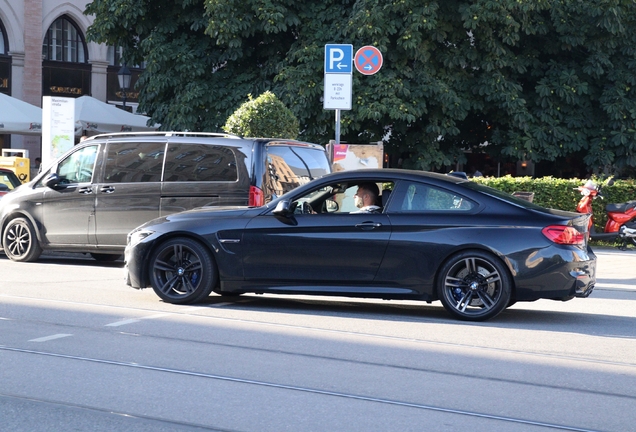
[85,0,636,173]
[223,91,299,138]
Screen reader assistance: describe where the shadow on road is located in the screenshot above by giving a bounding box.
[192,292,636,340]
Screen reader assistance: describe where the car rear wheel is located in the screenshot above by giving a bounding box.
[148,237,217,304]
[437,250,511,321]
[2,217,42,262]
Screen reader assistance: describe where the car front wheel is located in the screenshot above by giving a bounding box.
[148,237,217,304]
[2,217,43,262]
[437,250,512,321]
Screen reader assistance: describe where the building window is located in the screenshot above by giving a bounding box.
[0,21,7,54]
[108,45,145,68]
[107,45,123,66]
[42,16,87,63]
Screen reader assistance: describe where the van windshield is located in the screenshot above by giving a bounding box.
[264,145,331,200]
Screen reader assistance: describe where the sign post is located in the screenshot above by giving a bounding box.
[324,44,353,144]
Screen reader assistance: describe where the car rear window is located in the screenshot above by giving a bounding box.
[264,144,331,198]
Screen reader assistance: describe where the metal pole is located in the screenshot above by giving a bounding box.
[335,109,341,145]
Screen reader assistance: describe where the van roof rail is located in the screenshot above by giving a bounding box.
[86,131,242,140]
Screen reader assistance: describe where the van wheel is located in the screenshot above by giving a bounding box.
[90,253,122,262]
[3,217,43,262]
[148,237,217,304]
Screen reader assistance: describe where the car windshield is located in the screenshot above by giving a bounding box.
[0,170,21,191]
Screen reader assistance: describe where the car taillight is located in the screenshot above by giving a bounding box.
[542,225,584,245]
[249,186,264,207]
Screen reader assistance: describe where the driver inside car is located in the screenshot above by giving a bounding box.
[350,182,381,214]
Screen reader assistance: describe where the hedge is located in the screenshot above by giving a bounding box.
[471,176,636,231]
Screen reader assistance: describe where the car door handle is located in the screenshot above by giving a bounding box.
[101,186,115,193]
[78,187,93,194]
[355,222,382,230]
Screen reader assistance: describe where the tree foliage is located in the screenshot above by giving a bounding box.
[85,0,636,173]
[223,91,299,138]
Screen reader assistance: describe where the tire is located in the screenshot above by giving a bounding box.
[148,237,217,304]
[437,250,512,321]
[2,217,43,262]
[90,253,122,262]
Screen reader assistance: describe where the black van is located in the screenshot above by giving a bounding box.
[0,132,331,262]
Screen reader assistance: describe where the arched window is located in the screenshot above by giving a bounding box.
[42,16,87,62]
[0,21,7,54]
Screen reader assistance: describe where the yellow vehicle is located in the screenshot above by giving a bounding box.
[0,149,31,183]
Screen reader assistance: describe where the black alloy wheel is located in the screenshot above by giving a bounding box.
[2,217,43,262]
[148,237,217,304]
[437,250,512,321]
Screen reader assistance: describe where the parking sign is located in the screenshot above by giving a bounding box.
[325,44,353,74]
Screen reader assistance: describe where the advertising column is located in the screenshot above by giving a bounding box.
[42,96,75,165]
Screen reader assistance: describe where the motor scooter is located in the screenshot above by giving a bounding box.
[575,178,636,249]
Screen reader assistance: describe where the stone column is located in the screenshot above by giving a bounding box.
[21,0,43,159]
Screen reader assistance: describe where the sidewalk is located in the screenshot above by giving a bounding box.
[593,247,636,291]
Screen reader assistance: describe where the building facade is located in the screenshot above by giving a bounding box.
[0,0,141,159]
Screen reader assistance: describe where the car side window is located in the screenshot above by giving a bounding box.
[103,142,165,183]
[57,145,99,184]
[164,144,238,182]
[291,181,393,214]
[388,181,475,212]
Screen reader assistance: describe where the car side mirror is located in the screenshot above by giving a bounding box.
[325,198,339,213]
[273,200,293,216]
[43,173,61,189]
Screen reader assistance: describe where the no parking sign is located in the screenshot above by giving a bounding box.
[354,46,383,75]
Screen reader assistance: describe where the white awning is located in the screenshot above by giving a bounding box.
[0,93,43,136]
[74,95,158,136]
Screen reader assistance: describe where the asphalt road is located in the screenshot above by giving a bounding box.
[0,247,635,432]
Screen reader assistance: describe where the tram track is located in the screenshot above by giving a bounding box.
[2,294,636,407]
[0,345,610,432]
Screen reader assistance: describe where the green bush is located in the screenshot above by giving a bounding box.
[472,175,636,231]
[223,91,300,139]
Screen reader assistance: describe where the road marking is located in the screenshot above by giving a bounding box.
[105,313,172,327]
[29,334,73,342]
[594,283,636,291]
[105,319,140,327]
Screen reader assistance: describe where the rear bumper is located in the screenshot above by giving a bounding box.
[572,269,595,298]
[513,246,596,301]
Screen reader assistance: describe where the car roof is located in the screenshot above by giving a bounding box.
[319,168,467,185]
[82,132,327,151]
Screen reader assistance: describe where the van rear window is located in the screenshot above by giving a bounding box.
[164,144,238,182]
[264,145,331,198]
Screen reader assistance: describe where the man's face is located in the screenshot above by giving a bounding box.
[354,188,366,208]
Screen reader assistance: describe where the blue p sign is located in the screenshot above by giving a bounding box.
[325,44,353,74]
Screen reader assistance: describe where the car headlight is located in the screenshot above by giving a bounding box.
[127,229,155,247]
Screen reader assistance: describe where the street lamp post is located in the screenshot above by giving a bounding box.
[117,64,132,109]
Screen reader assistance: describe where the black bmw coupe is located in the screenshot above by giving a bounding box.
[125,169,596,321]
